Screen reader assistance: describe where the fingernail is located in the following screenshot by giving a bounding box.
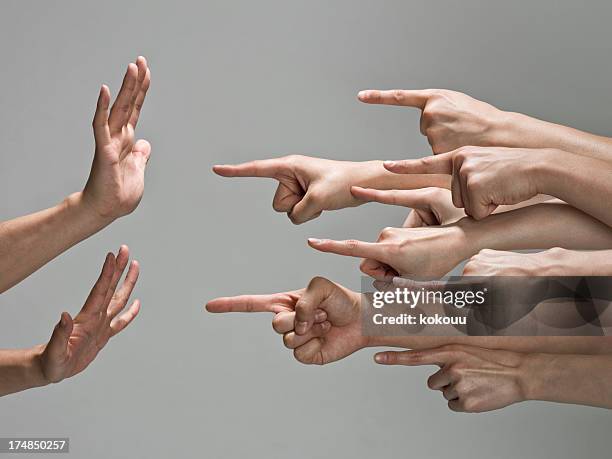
[296,321,308,334]
[321,321,331,330]
[315,310,326,321]
[358,90,366,98]
[374,353,387,364]
[60,314,68,327]
[383,161,396,168]
[308,238,322,244]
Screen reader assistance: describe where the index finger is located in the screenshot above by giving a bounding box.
[384,152,453,175]
[205,292,299,313]
[374,348,457,366]
[357,89,434,109]
[212,158,286,178]
[307,238,387,260]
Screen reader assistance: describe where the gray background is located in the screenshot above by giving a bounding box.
[0,1,610,458]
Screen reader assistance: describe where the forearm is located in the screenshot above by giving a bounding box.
[0,346,47,397]
[533,248,612,276]
[0,192,111,293]
[368,334,612,355]
[522,353,612,409]
[462,202,612,255]
[501,112,612,163]
[534,150,612,228]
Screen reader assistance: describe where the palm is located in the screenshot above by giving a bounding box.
[83,57,151,220]
[40,247,141,384]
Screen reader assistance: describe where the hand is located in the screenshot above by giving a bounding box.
[308,222,472,281]
[350,186,465,227]
[83,57,152,221]
[384,146,543,220]
[213,156,431,224]
[206,277,367,365]
[374,344,528,413]
[358,89,508,154]
[37,246,141,384]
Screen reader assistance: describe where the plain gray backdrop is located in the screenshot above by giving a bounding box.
[1,1,611,458]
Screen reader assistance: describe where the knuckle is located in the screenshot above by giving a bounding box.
[392,90,405,103]
[344,239,360,251]
[379,226,395,240]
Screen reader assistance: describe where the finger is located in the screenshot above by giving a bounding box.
[128,57,149,128]
[212,158,285,179]
[427,368,453,390]
[110,299,141,336]
[293,338,324,365]
[443,385,459,401]
[294,277,335,335]
[288,190,322,224]
[307,238,386,261]
[383,153,453,175]
[448,399,464,412]
[357,89,433,109]
[92,84,111,145]
[402,210,424,228]
[272,182,302,213]
[108,260,140,318]
[272,309,327,334]
[283,321,331,349]
[374,349,456,366]
[451,165,465,209]
[45,312,73,361]
[132,139,152,169]
[352,186,438,210]
[108,62,139,132]
[360,258,398,281]
[103,245,130,310]
[205,292,297,313]
[82,253,116,313]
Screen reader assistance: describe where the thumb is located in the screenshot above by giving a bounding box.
[133,139,151,168]
[46,312,73,361]
[288,189,322,225]
[294,277,334,335]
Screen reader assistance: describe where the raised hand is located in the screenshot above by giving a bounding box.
[374,344,528,413]
[206,277,367,365]
[357,89,507,154]
[38,246,140,384]
[83,57,152,221]
[351,186,465,227]
[308,222,473,281]
[384,146,542,220]
[213,155,445,224]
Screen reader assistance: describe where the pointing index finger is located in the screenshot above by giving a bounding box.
[205,292,298,313]
[308,238,387,260]
[212,158,286,179]
[358,89,434,109]
[384,152,454,175]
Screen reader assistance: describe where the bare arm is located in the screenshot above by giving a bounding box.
[0,58,151,293]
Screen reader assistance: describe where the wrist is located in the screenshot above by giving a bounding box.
[66,191,115,230]
[516,352,547,402]
[529,148,568,197]
[453,217,486,259]
[22,345,49,390]
[487,110,525,147]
